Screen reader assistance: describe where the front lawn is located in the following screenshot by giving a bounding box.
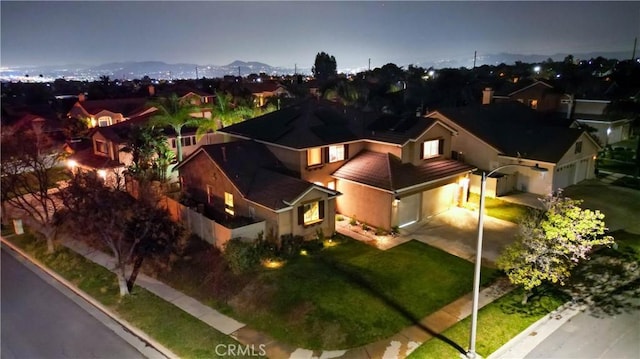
[408,287,566,358]
[222,236,499,349]
[466,193,533,223]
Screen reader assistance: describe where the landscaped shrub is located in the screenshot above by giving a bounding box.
[361,223,370,231]
[336,215,345,221]
[223,238,260,274]
[390,225,400,236]
[302,238,323,252]
[349,215,358,226]
[280,234,304,258]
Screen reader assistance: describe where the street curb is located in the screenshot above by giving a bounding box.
[0,236,180,359]
[487,301,584,359]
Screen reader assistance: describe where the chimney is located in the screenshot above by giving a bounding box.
[482,88,494,105]
[148,85,155,97]
[78,93,86,102]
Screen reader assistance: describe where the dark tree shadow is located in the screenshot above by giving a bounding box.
[317,255,468,355]
[564,244,640,318]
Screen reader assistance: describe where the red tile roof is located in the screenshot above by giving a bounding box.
[332,151,475,192]
[74,98,150,117]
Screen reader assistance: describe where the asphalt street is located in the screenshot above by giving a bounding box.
[1,247,146,359]
[524,302,640,359]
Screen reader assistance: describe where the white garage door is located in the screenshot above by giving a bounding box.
[553,162,576,190]
[398,193,420,228]
[422,183,457,218]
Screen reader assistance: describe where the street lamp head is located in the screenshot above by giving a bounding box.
[530,164,548,173]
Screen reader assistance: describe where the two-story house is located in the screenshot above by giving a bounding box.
[201,99,476,231]
[67,95,155,128]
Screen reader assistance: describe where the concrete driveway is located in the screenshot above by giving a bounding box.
[401,207,518,266]
[562,179,640,234]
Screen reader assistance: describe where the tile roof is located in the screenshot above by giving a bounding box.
[69,148,123,169]
[332,151,475,192]
[220,99,441,148]
[434,102,586,163]
[75,98,150,117]
[187,140,329,210]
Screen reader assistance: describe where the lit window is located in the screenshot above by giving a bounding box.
[224,192,234,215]
[207,185,214,204]
[95,140,108,155]
[307,147,322,166]
[329,145,345,163]
[528,99,538,109]
[298,200,325,226]
[422,139,440,159]
[575,141,582,154]
[97,116,112,127]
[327,181,335,190]
[304,202,320,224]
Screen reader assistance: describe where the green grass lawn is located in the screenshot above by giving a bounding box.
[4,232,245,359]
[408,287,566,358]
[225,236,499,349]
[466,193,533,223]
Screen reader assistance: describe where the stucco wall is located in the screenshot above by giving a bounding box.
[335,180,393,229]
[405,122,453,165]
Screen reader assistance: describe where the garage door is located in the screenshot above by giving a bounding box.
[575,158,589,184]
[398,193,420,228]
[553,163,576,190]
[422,183,457,218]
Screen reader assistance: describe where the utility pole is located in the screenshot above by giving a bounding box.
[195,66,198,79]
[632,37,637,61]
[368,58,371,71]
[473,51,477,69]
[238,66,241,78]
[294,63,297,75]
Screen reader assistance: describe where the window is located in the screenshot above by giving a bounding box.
[181,136,194,147]
[171,139,176,148]
[97,116,112,127]
[307,147,322,166]
[329,145,345,163]
[528,99,538,109]
[575,141,582,154]
[421,139,442,159]
[207,185,214,204]
[298,200,325,225]
[95,140,108,155]
[224,192,234,215]
[327,181,335,190]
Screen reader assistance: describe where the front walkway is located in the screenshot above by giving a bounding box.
[45,233,513,359]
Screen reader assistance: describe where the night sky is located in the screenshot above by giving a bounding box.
[1,1,639,69]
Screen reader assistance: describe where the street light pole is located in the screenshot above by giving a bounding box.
[466,164,548,359]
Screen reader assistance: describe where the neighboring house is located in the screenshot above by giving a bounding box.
[570,99,633,145]
[153,86,216,118]
[218,99,476,230]
[491,80,570,112]
[428,102,600,197]
[176,140,340,244]
[67,96,155,127]
[68,112,219,187]
[243,81,292,107]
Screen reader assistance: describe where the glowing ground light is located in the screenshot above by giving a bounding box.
[262,259,285,269]
[323,239,338,247]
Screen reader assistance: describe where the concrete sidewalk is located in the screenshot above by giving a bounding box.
[55,235,515,358]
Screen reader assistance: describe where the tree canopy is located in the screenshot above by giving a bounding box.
[312,51,337,83]
[497,191,614,303]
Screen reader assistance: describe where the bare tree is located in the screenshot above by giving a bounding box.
[1,128,65,253]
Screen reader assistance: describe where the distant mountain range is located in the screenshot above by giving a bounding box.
[1,51,634,82]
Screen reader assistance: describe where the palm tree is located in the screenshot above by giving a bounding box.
[148,93,203,162]
[195,92,261,141]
